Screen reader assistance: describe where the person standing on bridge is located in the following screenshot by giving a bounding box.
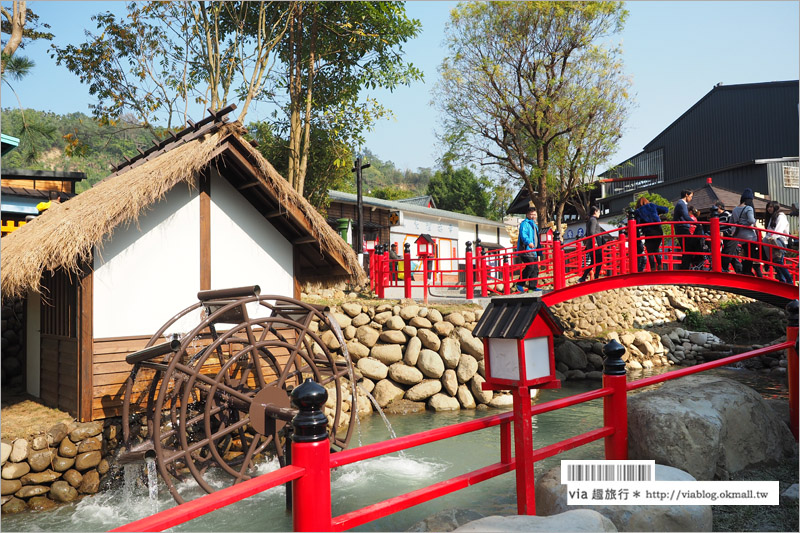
[731,188,763,277]
[634,196,669,271]
[673,189,694,270]
[516,206,541,293]
[714,201,742,274]
[764,201,792,284]
[578,206,603,283]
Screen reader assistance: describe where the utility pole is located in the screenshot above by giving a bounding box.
[352,156,371,254]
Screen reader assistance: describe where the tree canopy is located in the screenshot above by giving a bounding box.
[426,166,490,218]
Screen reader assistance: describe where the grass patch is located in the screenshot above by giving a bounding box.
[682,301,786,345]
[1,393,74,440]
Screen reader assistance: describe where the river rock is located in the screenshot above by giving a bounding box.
[409,316,432,329]
[457,328,483,359]
[346,340,370,360]
[15,484,49,499]
[418,329,441,351]
[341,302,362,317]
[428,309,443,323]
[385,315,405,330]
[418,349,445,378]
[49,480,79,502]
[2,496,27,514]
[53,455,76,472]
[9,439,28,463]
[455,510,617,532]
[429,393,460,412]
[383,399,426,415]
[28,449,54,472]
[406,380,442,401]
[28,494,58,511]
[379,330,406,344]
[440,338,461,369]
[456,354,479,383]
[79,469,100,494]
[488,394,514,409]
[78,435,103,454]
[457,385,476,409]
[536,464,710,532]
[403,325,418,338]
[357,358,388,381]
[58,437,78,458]
[63,469,82,488]
[1,479,21,496]
[445,312,466,327]
[469,374,493,405]
[433,321,455,336]
[555,340,587,370]
[373,311,393,325]
[75,451,102,471]
[442,369,458,396]
[343,325,356,340]
[404,336,422,366]
[356,326,380,348]
[388,363,424,385]
[0,441,10,465]
[399,305,420,320]
[320,329,341,350]
[31,435,48,451]
[98,458,109,475]
[69,421,103,442]
[409,508,485,532]
[628,375,798,480]
[372,379,405,408]
[2,462,30,480]
[587,352,604,370]
[352,313,370,328]
[371,344,403,364]
[20,469,60,485]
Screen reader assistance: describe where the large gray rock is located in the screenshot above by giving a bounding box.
[357,358,389,381]
[417,349,445,378]
[445,312,466,327]
[372,379,406,407]
[628,375,797,480]
[439,338,461,369]
[373,311,393,325]
[379,330,407,344]
[457,328,483,360]
[320,329,341,350]
[555,340,587,370]
[371,344,403,364]
[441,369,458,396]
[404,336,422,366]
[399,305,420,320]
[456,354,479,383]
[346,340,370,360]
[433,321,455,336]
[536,465,710,532]
[388,363,424,385]
[341,302,362,317]
[406,379,442,401]
[456,385,476,409]
[352,313,370,327]
[356,326,380,348]
[385,315,405,331]
[331,313,352,329]
[428,309,444,323]
[469,374,493,405]
[428,393,460,412]
[488,394,513,409]
[408,508,485,532]
[455,510,617,532]
[418,329,442,351]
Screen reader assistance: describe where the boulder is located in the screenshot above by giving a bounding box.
[20,469,60,485]
[445,312,466,326]
[53,455,75,472]
[59,438,78,458]
[75,451,102,471]
[406,380,443,401]
[428,309,444,323]
[1,462,29,480]
[31,436,48,451]
[428,393,460,412]
[462,311,476,323]
[9,439,28,463]
[587,352,605,370]
[49,480,79,502]
[356,326,380,348]
[379,330,406,344]
[373,311,393,325]
[404,336,422,366]
[455,510,617,532]
[433,321,455,336]
[359,378,375,394]
[320,330,341,350]
[357,358,389,381]
[346,340,370,360]
[456,385,476,409]
[28,449,54,472]
[79,469,100,494]
[418,329,442,351]
[408,508,485,532]
[385,315,405,330]
[341,302,362,317]
[0,441,10,465]
[372,379,405,408]
[457,328,484,360]
[2,496,27,514]
[27,495,58,511]
[15,485,49,498]
[1,479,21,496]
[409,316,432,329]
[403,325,418,338]
[78,435,103,453]
[439,338,461,369]
[488,394,514,409]
[470,374,493,405]
[536,464,711,532]
[371,344,403,364]
[343,325,356,340]
[69,421,103,442]
[352,313,370,327]
[628,375,798,480]
[63,469,82,488]
[331,313,352,329]
[456,354,479,383]
[418,349,445,379]
[441,369,458,396]
[383,399,426,415]
[555,340,587,370]
[388,363,424,385]
[399,305,420,320]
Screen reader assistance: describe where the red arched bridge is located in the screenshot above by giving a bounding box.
[372,218,797,308]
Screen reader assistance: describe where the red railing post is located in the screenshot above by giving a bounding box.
[787,300,799,441]
[502,255,511,295]
[553,233,565,290]
[422,254,430,305]
[383,248,391,290]
[477,242,488,297]
[512,385,536,514]
[376,247,385,299]
[403,243,412,300]
[627,214,638,274]
[291,379,332,532]
[710,215,722,272]
[602,340,628,460]
[465,242,475,300]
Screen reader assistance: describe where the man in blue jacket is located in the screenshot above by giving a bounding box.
[673,189,694,270]
[517,206,541,293]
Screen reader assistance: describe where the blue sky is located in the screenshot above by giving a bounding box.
[3,1,799,175]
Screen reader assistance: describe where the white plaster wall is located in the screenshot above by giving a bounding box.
[209,173,293,312]
[457,223,511,249]
[93,186,200,338]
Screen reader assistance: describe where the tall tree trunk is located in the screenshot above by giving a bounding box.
[287,5,304,191]
[1,0,26,75]
[296,8,317,197]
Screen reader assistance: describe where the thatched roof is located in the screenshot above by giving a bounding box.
[1,122,364,299]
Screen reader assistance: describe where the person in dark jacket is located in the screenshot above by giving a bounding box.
[731,188,762,277]
[634,196,669,271]
[389,243,401,282]
[673,189,694,270]
[578,206,603,282]
[714,201,741,274]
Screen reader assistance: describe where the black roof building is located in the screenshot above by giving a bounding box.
[598,81,799,221]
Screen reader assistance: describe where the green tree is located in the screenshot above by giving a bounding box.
[436,1,630,228]
[426,166,491,218]
[371,186,416,201]
[1,0,53,75]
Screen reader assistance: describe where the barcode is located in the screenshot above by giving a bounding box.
[562,460,654,483]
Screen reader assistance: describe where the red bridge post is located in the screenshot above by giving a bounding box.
[553,232,565,290]
[710,214,722,272]
[290,379,333,532]
[603,340,628,460]
[465,242,475,300]
[502,255,511,295]
[403,243,412,299]
[787,300,799,441]
[627,213,638,274]
[477,241,488,297]
[512,385,536,514]
[376,246,385,299]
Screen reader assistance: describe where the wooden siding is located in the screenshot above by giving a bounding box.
[327,200,391,245]
[1,178,73,193]
[40,336,78,415]
[40,270,77,338]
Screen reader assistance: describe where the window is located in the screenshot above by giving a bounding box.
[783,166,798,188]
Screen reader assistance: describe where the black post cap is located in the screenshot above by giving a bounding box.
[603,339,627,376]
[404,242,411,254]
[465,241,473,253]
[553,231,560,241]
[290,378,329,443]
[786,300,799,323]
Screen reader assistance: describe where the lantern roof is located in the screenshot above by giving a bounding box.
[473,298,564,339]
[415,233,435,244]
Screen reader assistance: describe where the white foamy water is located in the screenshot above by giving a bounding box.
[333,454,449,489]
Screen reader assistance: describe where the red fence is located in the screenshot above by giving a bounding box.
[371,219,798,300]
[112,306,799,532]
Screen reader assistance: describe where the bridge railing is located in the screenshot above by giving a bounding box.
[373,219,797,298]
[111,302,799,532]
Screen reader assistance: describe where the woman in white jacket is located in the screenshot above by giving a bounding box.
[764,201,793,284]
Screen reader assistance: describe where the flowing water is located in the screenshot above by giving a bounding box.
[1,365,786,532]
